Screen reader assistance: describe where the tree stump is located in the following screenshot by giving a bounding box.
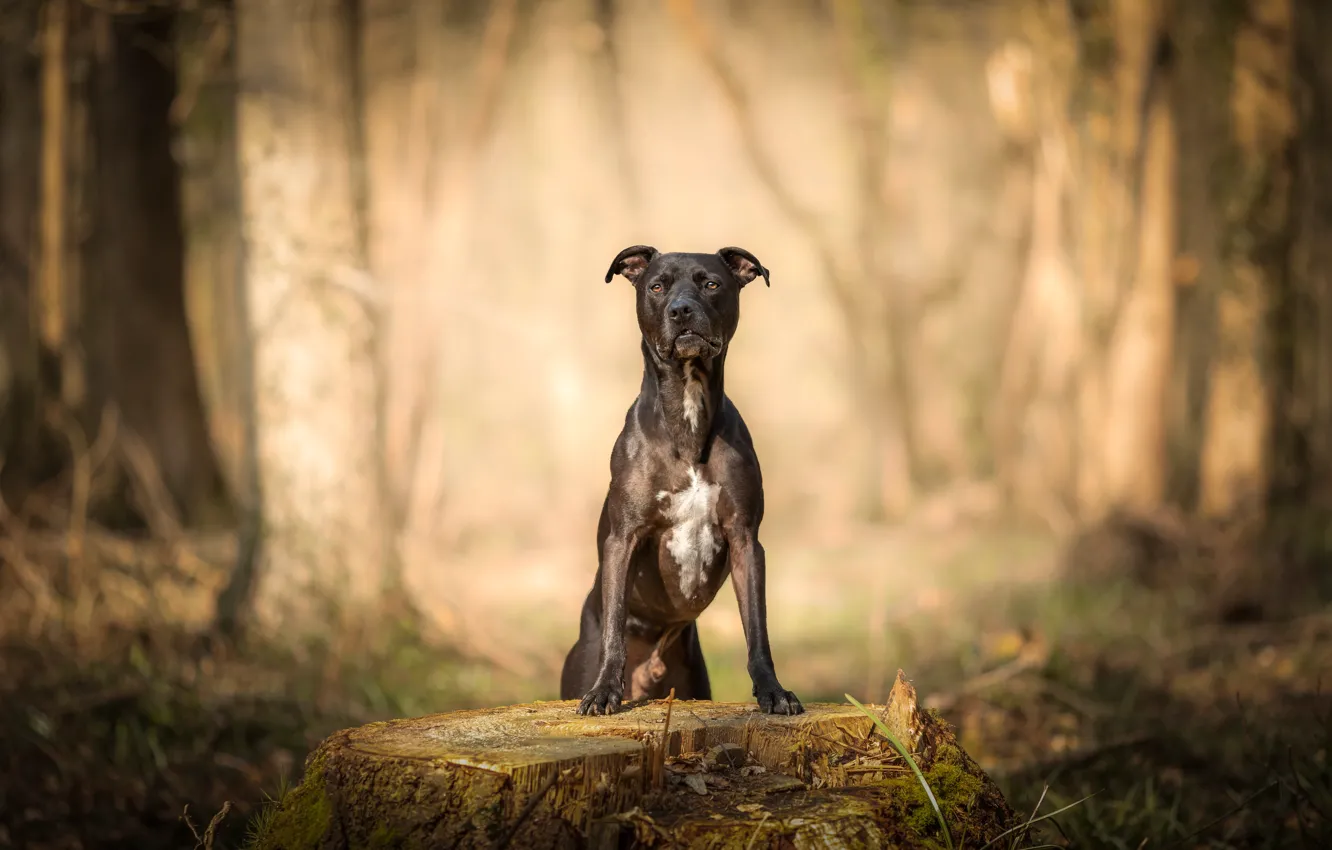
[254,672,1015,849]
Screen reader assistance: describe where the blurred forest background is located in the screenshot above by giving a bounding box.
[2,0,1331,847]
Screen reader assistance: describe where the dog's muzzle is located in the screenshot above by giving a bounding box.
[671,329,721,359]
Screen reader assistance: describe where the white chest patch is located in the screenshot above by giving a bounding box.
[682,362,707,432]
[656,467,723,598]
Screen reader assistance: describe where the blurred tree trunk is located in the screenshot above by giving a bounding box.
[1067,0,1178,521]
[1000,0,1177,526]
[358,0,517,602]
[1168,5,1234,512]
[359,0,435,567]
[233,0,390,629]
[358,0,464,580]
[667,0,917,521]
[1193,0,1292,519]
[988,29,1081,531]
[0,6,57,504]
[1272,0,1332,572]
[819,0,919,519]
[174,1,268,638]
[175,0,253,521]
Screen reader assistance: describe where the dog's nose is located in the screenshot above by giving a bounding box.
[668,299,694,323]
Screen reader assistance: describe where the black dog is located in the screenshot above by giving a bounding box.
[558,245,803,717]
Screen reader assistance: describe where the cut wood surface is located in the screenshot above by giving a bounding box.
[255,671,1014,849]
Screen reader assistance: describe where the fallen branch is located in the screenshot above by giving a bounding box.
[995,733,1159,779]
[924,636,1051,712]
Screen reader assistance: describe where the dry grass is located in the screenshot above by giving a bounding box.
[0,455,528,850]
[0,574,513,850]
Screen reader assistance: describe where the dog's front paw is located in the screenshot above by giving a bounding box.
[577,682,624,716]
[755,683,804,716]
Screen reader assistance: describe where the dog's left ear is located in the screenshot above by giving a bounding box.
[718,247,770,287]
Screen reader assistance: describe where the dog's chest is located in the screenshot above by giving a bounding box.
[656,467,724,598]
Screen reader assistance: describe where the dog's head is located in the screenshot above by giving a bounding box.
[604,245,770,362]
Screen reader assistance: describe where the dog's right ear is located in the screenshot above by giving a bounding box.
[604,245,660,284]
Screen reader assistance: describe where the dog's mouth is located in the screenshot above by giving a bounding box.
[672,330,721,358]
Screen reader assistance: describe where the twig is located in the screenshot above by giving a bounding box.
[0,536,55,636]
[655,687,677,790]
[925,646,1049,712]
[1015,784,1050,850]
[0,467,57,637]
[745,811,772,850]
[803,729,880,759]
[999,733,1158,779]
[1036,678,1112,720]
[1162,781,1277,850]
[844,764,908,774]
[1287,746,1332,823]
[201,801,231,850]
[493,768,562,850]
[118,427,184,541]
[181,800,231,850]
[977,789,1097,850]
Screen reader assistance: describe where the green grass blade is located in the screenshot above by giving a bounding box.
[845,693,955,850]
[976,791,1098,850]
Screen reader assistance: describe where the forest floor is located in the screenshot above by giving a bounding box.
[1,515,1330,849]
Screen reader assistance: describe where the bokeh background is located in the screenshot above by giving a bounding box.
[2,0,1331,847]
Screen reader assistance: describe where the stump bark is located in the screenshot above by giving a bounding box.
[255,672,1015,849]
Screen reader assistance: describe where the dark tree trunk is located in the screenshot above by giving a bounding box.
[2,8,232,532]
[1168,3,1237,512]
[82,11,233,529]
[0,9,63,506]
[1170,1,1293,521]
[1274,0,1332,578]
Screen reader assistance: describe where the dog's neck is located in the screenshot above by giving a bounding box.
[639,339,726,464]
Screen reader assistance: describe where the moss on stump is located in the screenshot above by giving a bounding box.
[253,671,1015,849]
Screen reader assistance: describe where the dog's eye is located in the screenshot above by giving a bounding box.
[650,283,663,293]
[705,280,720,290]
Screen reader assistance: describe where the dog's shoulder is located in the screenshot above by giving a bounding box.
[714,396,756,452]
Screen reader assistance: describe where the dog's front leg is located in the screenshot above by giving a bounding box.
[577,529,639,715]
[729,533,804,715]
